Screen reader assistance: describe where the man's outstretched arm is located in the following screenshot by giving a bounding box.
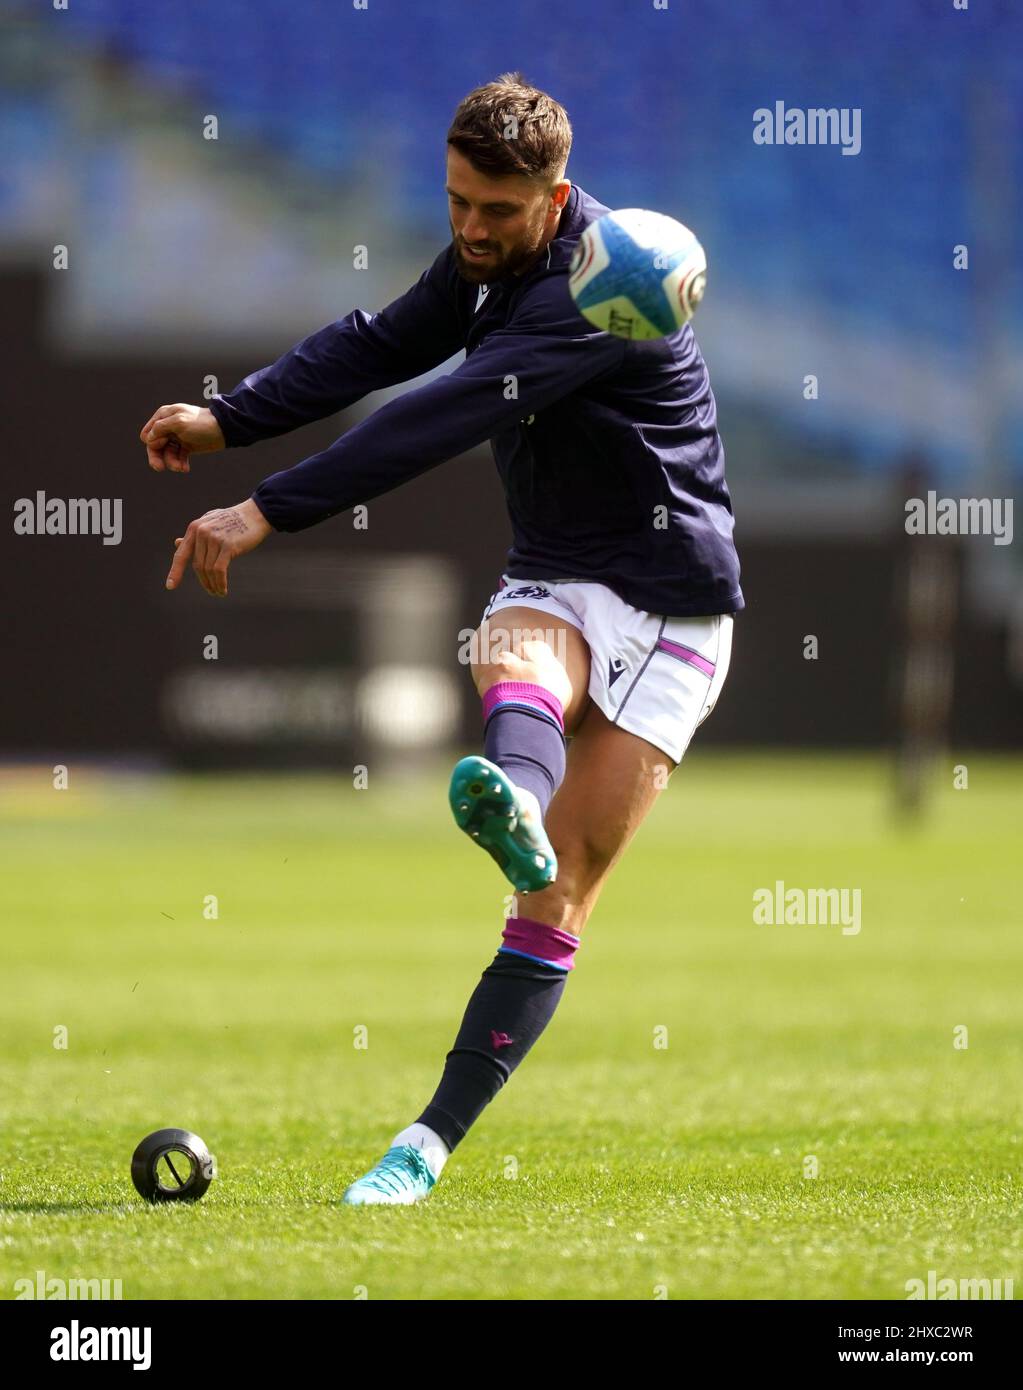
[140,249,464,468]
[250,278,627,531]
[162,277,624,596]
[207,250,465,447]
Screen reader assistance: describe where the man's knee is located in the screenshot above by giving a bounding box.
[473,645,546,687]
[471,635,573,710]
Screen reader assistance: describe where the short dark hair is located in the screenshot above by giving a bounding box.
[447,73,572,185]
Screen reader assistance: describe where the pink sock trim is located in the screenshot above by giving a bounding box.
[501,916,581,971]
[481,681,565,731]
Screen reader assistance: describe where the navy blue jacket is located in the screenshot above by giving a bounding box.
[209,184,743,617]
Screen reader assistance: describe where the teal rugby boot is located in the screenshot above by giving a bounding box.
[448,755,557,894]
[342,1145,437,1206]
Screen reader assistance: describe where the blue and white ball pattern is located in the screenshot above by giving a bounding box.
[568,208,707,341]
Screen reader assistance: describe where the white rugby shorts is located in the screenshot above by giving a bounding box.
[481,574,733,764]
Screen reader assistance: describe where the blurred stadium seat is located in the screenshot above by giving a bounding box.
[0,0,1018,760]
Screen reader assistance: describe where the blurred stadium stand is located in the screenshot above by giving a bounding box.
[1,0,1020,761]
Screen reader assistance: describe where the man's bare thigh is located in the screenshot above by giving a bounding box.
[470,603,592,735]
[514,703,676,934]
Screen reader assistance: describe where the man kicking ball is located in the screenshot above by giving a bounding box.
[140,73,742,1205]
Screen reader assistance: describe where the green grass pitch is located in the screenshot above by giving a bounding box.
[1,753,1020,1300]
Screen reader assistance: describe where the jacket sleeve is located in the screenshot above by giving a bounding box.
[250,275,627,531]
[207,249,465,447]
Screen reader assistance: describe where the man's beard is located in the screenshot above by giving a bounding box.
[451,222,546,284]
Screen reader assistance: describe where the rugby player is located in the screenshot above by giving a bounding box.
[140,74,742,1205]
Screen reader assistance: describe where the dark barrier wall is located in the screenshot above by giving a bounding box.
[3,270,1019,758]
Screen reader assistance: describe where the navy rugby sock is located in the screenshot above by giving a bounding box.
[481,681,566,816]
[416,916,580,1151]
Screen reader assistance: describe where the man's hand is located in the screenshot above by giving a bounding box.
[141,403,226,473]
[166,499,272,597]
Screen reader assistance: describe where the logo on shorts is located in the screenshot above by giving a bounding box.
[502,584,551,601]
[608,655,628,687]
